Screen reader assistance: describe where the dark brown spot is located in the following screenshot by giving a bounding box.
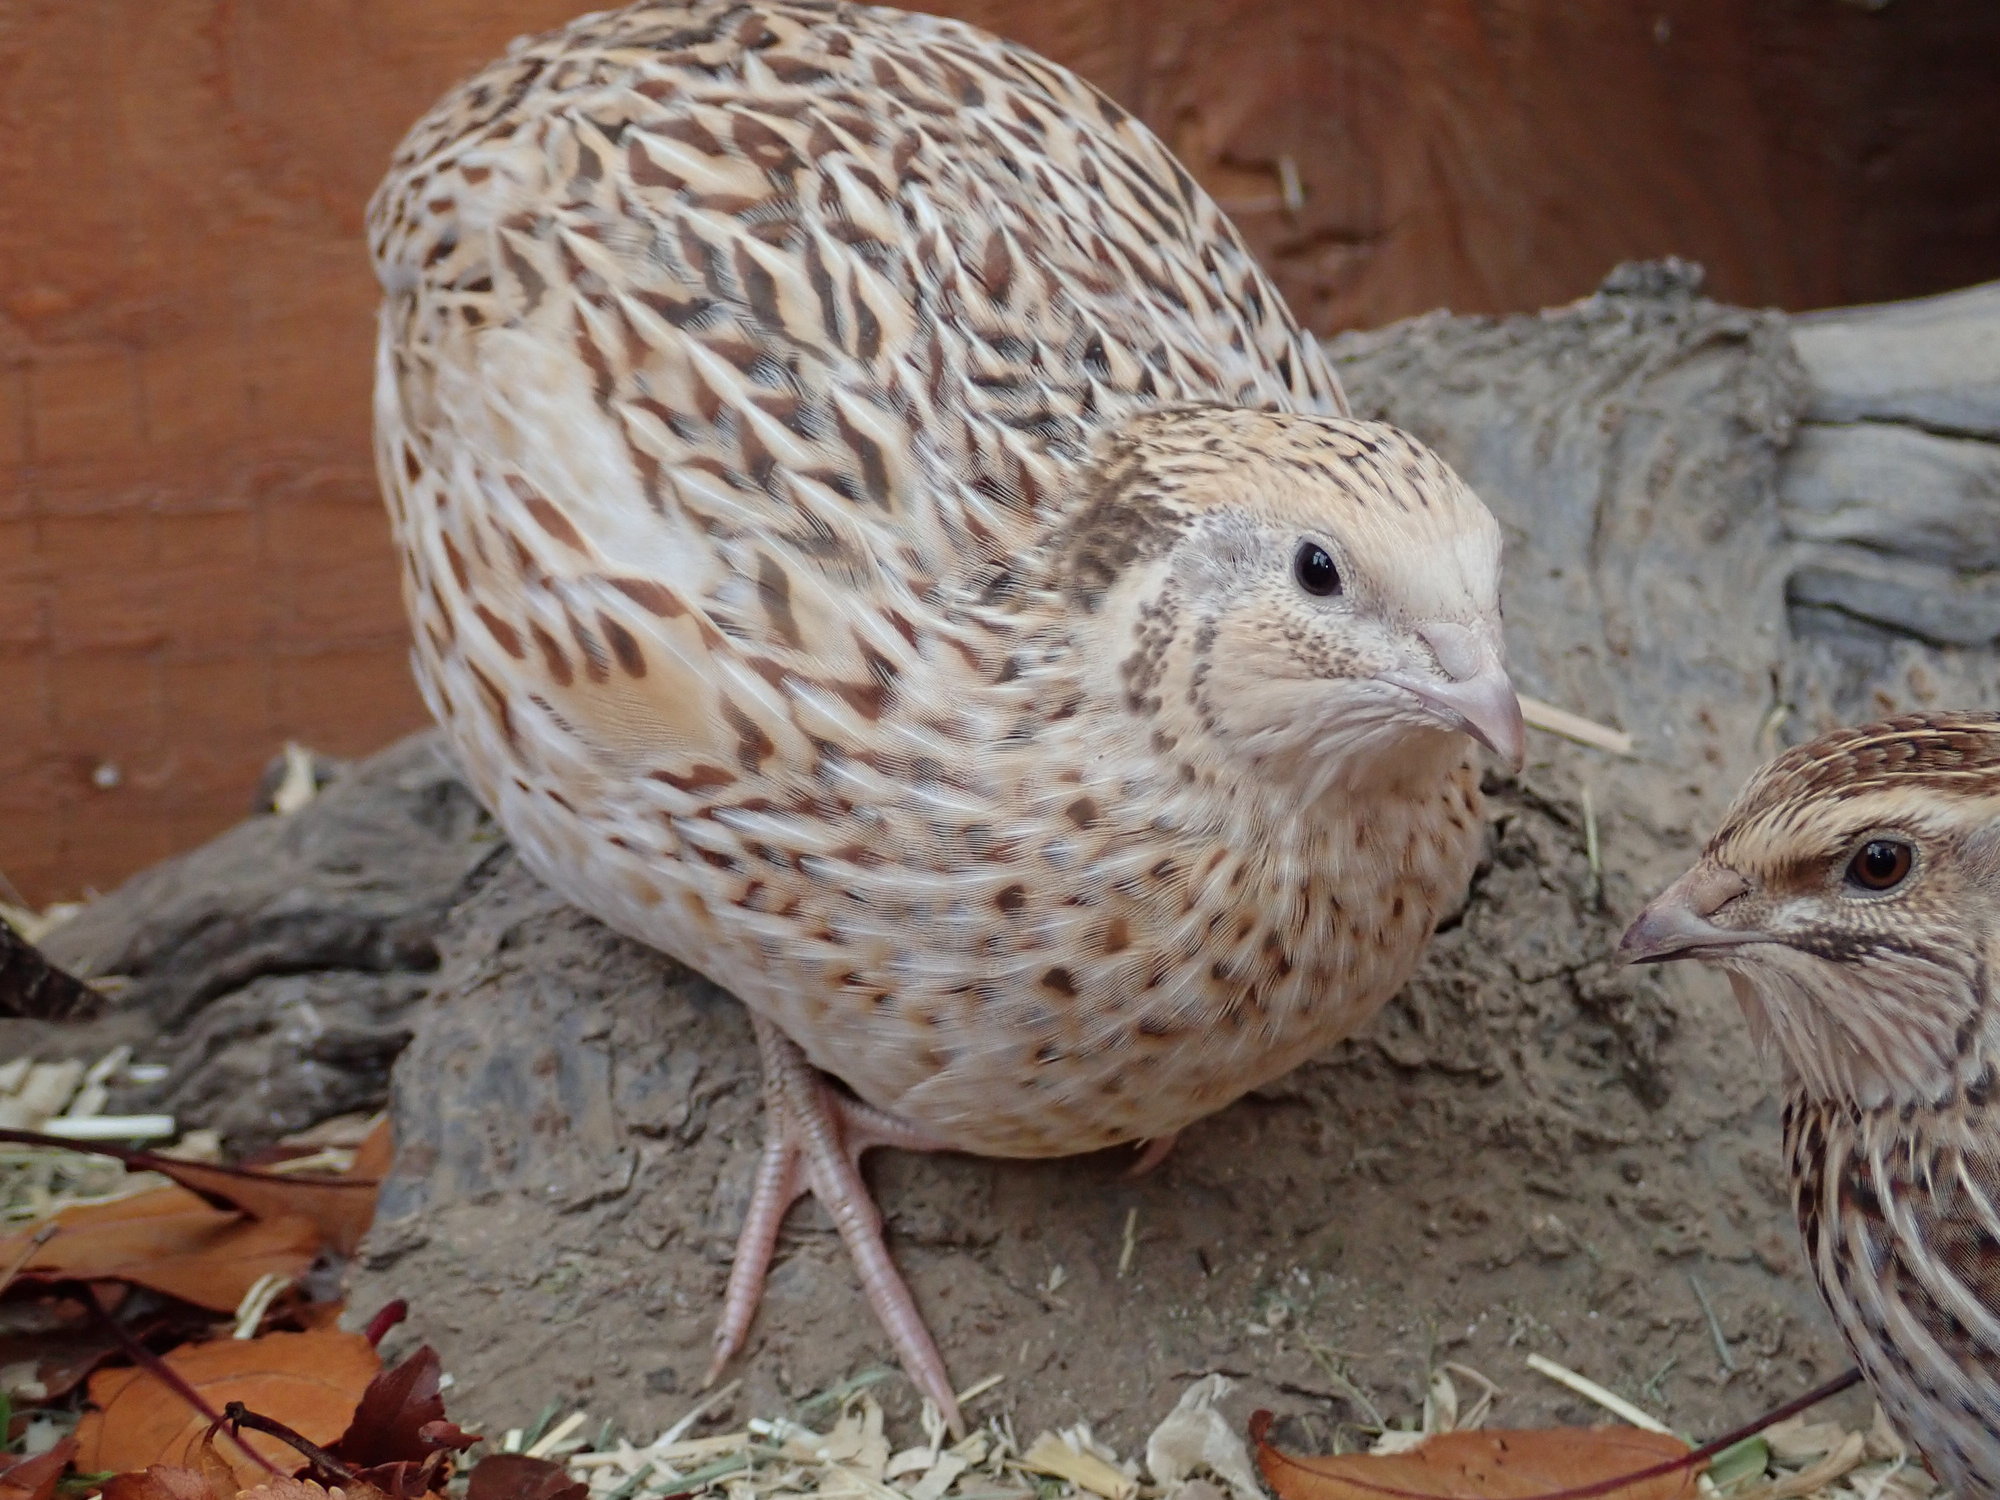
[441,533,471,592]
[1065,796,1101,829]
[732,112,800,172]
[523,494,588,553]
[474,605,524,658]
[529,623,573,685]
[1040,966,1077,996]
[567,609,610,683]
[607,576,685,616]
[650,764,736,793]
[996,883,1025,913]
[627,137,685,190]
[834,404,890,504]
[467,663,517,749]
[721,698,775,771]
[757,554,802,647]
[1102,916,1130,954]
[600,613,646,676]
[979,229,1013,303]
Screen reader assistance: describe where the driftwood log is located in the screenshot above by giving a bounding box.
[17,267,2000,1445]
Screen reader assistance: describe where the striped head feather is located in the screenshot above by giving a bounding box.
[1048,406,1518,798]
[1623,712,2000,1108]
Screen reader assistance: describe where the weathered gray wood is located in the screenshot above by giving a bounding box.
[1791,279,2000,437]
[1780,421,2000,569]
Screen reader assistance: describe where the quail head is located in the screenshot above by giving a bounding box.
[1623,712,2000,1496]
[371,0,1524,1428]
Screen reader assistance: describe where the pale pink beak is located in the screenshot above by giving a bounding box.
[1378,621,1526,770]
[1619,865,1763,964]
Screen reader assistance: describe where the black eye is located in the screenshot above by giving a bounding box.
[1294,541,1341,597]
[1845,839,1914,893]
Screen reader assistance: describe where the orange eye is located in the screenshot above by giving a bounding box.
[1845,839,1913,892]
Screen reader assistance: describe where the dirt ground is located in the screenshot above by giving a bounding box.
[26,267,2000,1453]
[340,769,1861,1453]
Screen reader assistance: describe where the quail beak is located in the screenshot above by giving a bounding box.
[1379,622,1526,771]
[1618,865,1764,965]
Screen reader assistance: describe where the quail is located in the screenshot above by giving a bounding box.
[1624,712,2000,1496]
[370,0,1523,1426]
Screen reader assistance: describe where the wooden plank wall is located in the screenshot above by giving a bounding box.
[3,0,1996,902]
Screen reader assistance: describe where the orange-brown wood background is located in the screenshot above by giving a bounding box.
[4,0,1998,904]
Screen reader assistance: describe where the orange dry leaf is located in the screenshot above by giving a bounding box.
[0,1125,388,1259]
[0,1186,320,1312]
[142,1123,390,1258]
[0,1437,77,1500]
[76,1329,381,1485]
[99,1428,243,1500]
[1251,1413,1697,1500]
[99,1467,229,1500]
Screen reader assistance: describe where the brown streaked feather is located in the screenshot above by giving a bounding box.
[369,0,1503,1166]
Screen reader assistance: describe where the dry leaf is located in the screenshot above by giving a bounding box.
[1251,1412,1696,1500]
[465,1453,588,1500]
[332,1345,474,1468]
[241,1478,393,1500]
[1,1323,127,1402]
[1145,1376,1263,1500]
[323,1343,476,1497]
[0,1436,77,1500]
[99,1465,231,1500]
[0,1185,320,1312]
[1022,1431,1138,1500]
[76,1329,381,1484]
[347,1118,393,1189]
[0,1128,384,1257]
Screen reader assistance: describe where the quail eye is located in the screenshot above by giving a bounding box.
[1845,838,1914,893]
[1294,541,1341,597]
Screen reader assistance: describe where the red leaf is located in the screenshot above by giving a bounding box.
[466,1453,588,1500]
[332,1345,474,1470]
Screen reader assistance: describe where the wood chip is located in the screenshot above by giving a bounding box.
[1020,1432,1136,1500]
[1519,695,1635,756]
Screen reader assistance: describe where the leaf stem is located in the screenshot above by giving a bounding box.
[72,1282,282,1478]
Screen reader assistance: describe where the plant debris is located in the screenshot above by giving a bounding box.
[0,1055,1938,1500]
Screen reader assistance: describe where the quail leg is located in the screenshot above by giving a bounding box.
[1127,1132,1180,1176]
[705,1014,963,1433]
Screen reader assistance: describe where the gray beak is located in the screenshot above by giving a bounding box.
[1618,865,1761,965]
[1379,622,1526,771]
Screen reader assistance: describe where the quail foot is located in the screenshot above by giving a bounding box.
[1623,712,2000,1497]
[371,0,1524,1428]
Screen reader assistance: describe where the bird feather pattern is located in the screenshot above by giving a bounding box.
[373,0,1518,1422]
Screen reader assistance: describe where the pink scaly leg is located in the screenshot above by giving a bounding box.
[1127,1131,1180,1177]
[704,1015,964,1434]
